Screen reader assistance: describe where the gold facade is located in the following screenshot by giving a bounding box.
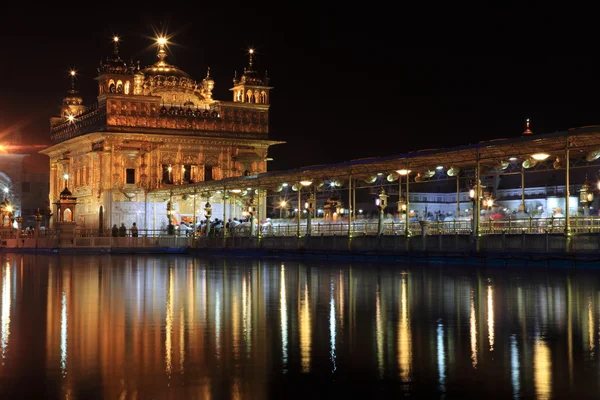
[41,37,281,230]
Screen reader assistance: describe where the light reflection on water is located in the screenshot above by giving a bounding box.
[2,254,600,398]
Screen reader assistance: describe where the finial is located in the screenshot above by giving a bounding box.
[523,118,533,135]
[233,70,238,83]
[113,36,120,57]
[69,70,76,91]
[156,37,168,64]
[248,48,254,69]
[206,66,211,79]
[137,60,141,71]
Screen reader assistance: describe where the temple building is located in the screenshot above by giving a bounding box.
[41,36,281,231]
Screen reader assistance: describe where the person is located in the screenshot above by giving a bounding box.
[118,222,127,237]
[131,222,138,237]
[111,224,118,237]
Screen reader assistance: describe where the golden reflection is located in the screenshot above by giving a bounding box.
[330,275,337,372]
[533,335,552,400]
[1,262,11,360]
[589,296,595,358]
[180,305,185,373]
[215,289,221,359]
[487,284,495,352]
[280,263,288,369]
[60,291,67,375]
[242,273,252,354]
[165,267,173,376]
[397,274,412,382]
[299,280,311,373]
[470,289,478,368]
[376,283,384,377]
[232,281,240,361]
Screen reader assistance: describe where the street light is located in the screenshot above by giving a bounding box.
[376,188,387,235]
[580,175,593,216]
[279,200,287,219]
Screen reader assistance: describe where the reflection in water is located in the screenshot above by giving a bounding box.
[60,291,67,376]
[280,263,288,371]
[330,275,337,373]
[487,284,494,352]
[534,334,552,400]
[589,296,595,358]
[470,290,478,369]
[3,255,600,398]
[511,335,520,399]
[437,322,446,394]
[1,263,11,361]
[398,274,412,382]
[165,267,173,377]
[299,278,311,373]
[376,283,384,378]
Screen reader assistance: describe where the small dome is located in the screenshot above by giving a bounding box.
[60,187,72,198]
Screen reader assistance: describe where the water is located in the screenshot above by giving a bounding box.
[0,254,598,399]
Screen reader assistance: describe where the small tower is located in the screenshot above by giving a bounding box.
[230,49,273,104]
[50,70,88,128]
[201,67,215,102]
[522,118,533,135]
[54,185,78,247]
[95,36,135,99]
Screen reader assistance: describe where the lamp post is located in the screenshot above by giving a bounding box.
[34,208,43,237]
[166,200,174,235]
[305,196,315,236]
[469,179,483,237]
[580,176,593,216]
[204,200,212,237]
[280,200,286,219]
[248,198,256,237]
[376,188,388,235]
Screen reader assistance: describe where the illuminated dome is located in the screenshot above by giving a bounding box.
[60,187,72,198]
[140,39,213,107]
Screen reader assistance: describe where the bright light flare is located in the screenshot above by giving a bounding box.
[67,115,75,123]
[113,36,120,42]
[157,37,168,46]
[396,169,411,175]
[63,174,69,180]
[69,70,76,77]
[531,153,550,161]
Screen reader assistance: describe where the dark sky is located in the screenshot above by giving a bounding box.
[1,5,599,172]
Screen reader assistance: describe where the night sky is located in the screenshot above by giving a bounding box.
[1,5,599,172]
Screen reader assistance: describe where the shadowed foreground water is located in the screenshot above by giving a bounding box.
[0,254,599,399]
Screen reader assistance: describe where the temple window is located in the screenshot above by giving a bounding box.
[204,165,213,181]
[116,80,124,93]
[162,164,173,184]
[183,165,192,182]
[126,168,135,184]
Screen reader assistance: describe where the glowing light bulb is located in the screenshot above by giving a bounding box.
[69,70,76,77]
[67,115,75,122]
[157,37,167,46]
[113,36,119,42]
[249,48,254,54]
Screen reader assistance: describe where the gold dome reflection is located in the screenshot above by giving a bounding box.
[329,275,337,372]
[533,335,552,400]
[397,274,412,382]
[165,267,174,376]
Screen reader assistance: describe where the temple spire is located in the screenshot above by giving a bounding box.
[69,70,76,91]
[248,48,254,69]
[157,37,167,65]
[113,36,120,58]
[523,118,533,135]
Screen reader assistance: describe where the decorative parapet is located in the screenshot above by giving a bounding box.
[50,97,269,144]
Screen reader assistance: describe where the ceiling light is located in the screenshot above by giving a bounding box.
[396,169,411,175]
[531,153,550,161]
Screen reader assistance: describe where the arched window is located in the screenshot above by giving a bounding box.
[108,79,116,93]
[124,81,131,95]
[260,91,267,103]
[246,90,253,103]
[63,208,72,222]
[116,80,124,93]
